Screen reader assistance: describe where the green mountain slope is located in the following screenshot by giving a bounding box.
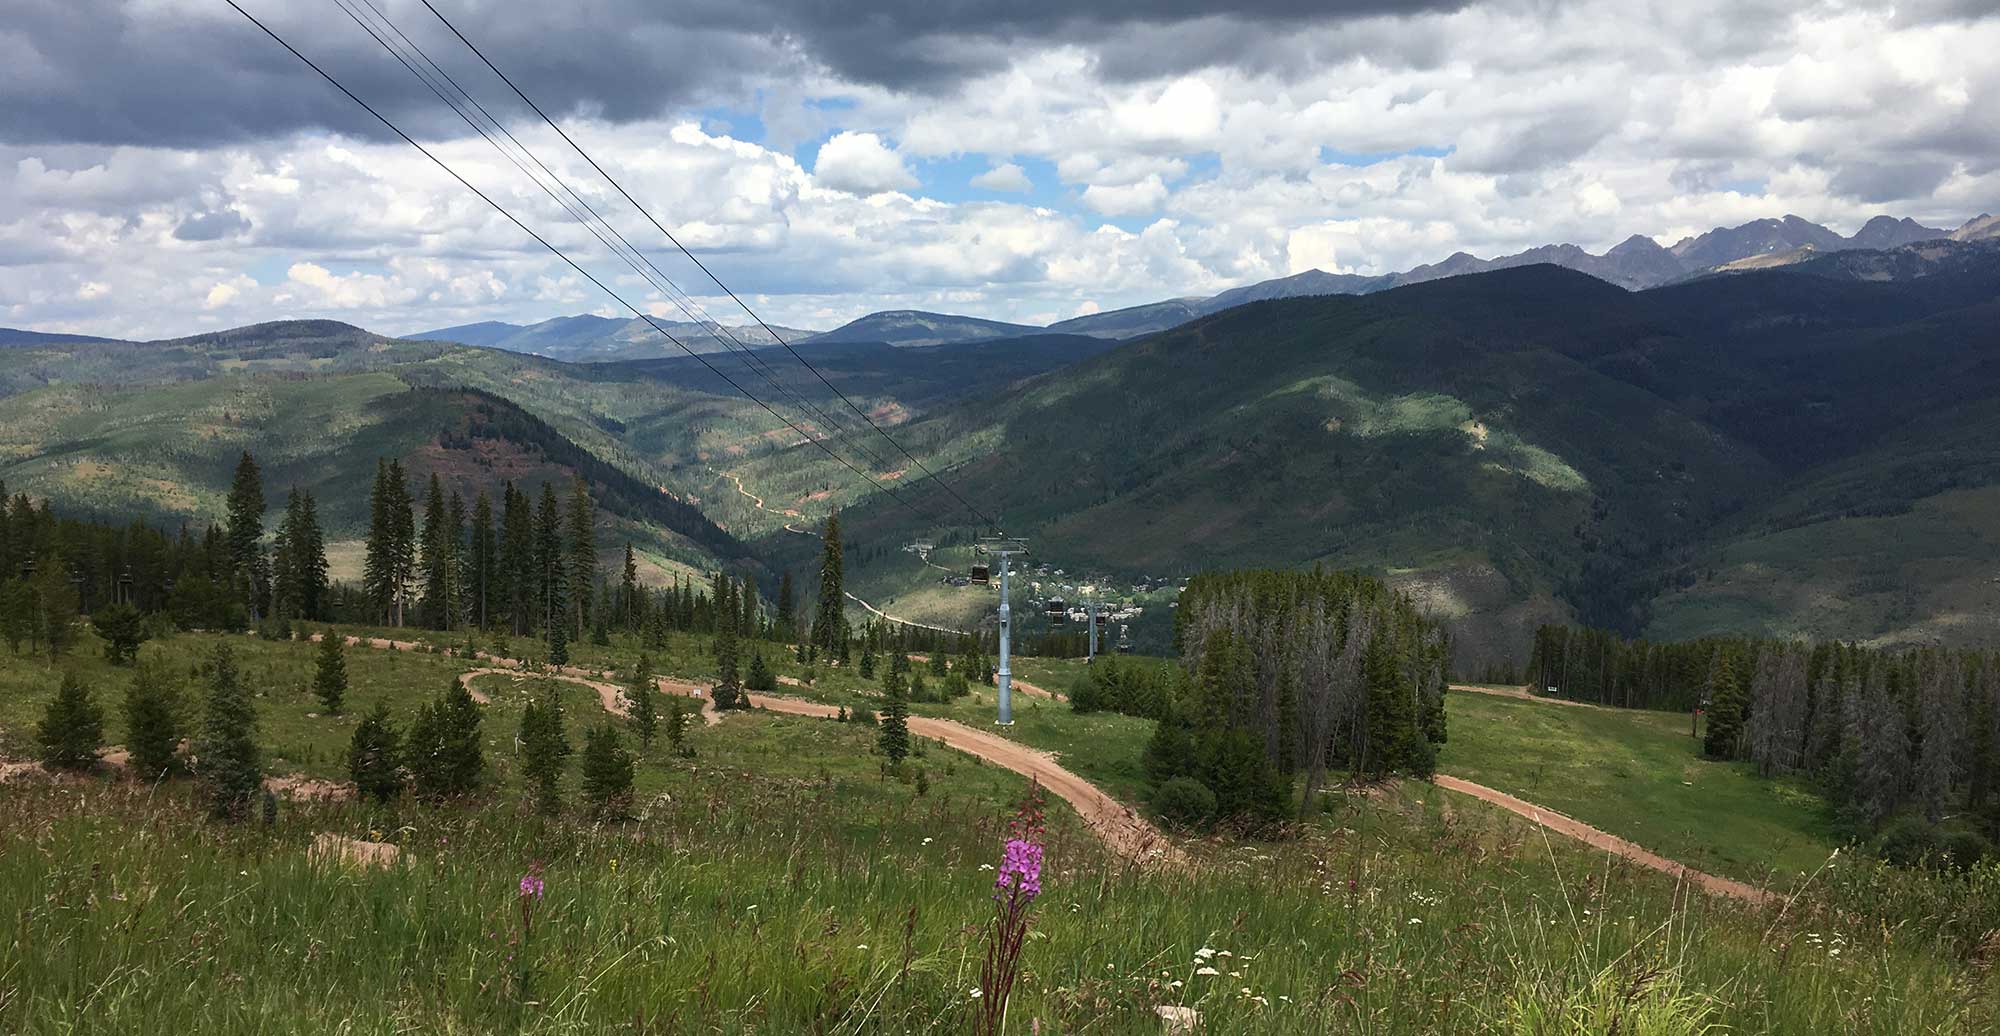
[746,253,2000,667]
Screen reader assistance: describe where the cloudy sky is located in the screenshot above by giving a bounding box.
[4,0,1997,339]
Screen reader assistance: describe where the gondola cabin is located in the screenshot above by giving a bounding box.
[969,563,990,585]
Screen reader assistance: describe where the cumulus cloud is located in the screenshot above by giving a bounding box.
[4,0,1999,339]
[971,162,1033,192]
[813,131,918,194]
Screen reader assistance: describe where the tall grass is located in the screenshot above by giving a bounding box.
[0,773,1990,1033]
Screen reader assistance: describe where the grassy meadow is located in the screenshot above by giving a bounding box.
[4,627,2000,1032]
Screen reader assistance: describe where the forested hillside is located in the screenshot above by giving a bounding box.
[770,243,2000,668]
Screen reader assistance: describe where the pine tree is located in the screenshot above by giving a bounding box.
[878,668,910,764]
[92,601,147,665]
[776,571,795,630]
[629,653,657,747]
[470,492,496,630]
[347,701,403,805]
[31,555,79,660]
[859,649,876,680]
[929,649,949,678]
[547,617,570,667]
[195,642,262,819]
[664,695,689,752]
[566,478,596,639]
[296,492,328,620]
[810,513,848,662]
[1703,649,1747,759]
[1361,632,1421,778]
[270,489,302,623]
[620,543,640,631]
[418,474,450,630]
[580,723,635,818]
[37,671,104,771]
[519,683,572,815]
[712,574,742,709]
[224,451,266,620]
[409,678,484,799]
[123,657,181,780]
[535,483,565,637]
[313,629,347,715]
[745,651,773,692]
[363,460,416,626]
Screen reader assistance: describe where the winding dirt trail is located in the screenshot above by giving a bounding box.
[721,470,812,536]
[1431,775,1776,905]
[1449,683,1602,709]
[311,635,1768,892]
[736,690,1181,864]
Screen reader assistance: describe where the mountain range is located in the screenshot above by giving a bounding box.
[395,211,1999,357]
[6,211,2000,668]
[404,313,820,363]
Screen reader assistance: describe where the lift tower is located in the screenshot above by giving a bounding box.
[976,537,1028,725]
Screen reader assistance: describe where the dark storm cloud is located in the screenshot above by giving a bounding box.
[1828,159,1956,204]
[0,0,1467,147]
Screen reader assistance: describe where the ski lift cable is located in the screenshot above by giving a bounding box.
[334,0,914,488]
[220,0,941,524]
[414,0,1004,535]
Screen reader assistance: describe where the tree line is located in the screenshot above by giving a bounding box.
[1138,568,1450,831]
[1528,622,2000,865]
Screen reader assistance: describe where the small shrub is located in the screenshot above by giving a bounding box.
[347,701,403,805]
[580,723,635,819]
[92,603,149,665]
[123,658,182,780]
[1150,776,1217,830]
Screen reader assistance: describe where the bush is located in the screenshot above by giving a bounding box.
[92,603,148,665]
[37,672,104,771]
[1151,776,1217,830]
[347,701,403,805]
[409,679,484,800]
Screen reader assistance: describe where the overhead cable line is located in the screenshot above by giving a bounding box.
[414,0,1004,534]
[333,0,912,487]
[219,0,942,524]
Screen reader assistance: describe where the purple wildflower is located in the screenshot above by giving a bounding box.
[519,872,545,899]
[993,838,1043,903]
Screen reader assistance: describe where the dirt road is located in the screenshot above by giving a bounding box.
[1432,774,1775,905]
[727,690,1180,864]
[1449,683,1601,709]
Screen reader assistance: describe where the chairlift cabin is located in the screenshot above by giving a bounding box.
[1093,611,1109,628]
[1045,598,1068,625]
[969,563,991,585]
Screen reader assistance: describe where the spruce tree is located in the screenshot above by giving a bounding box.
[859,649,876,680]
[297,492,329,620]
[878,668,910,764]
[620,544,640,630]
[580,723,635,818]
[566,478,596,638]
[313,629,347,715]
[776,571,795,630]
[194,642,262,819]
[929,650,949,678]
[408,681,484,800]
[535,483,565,637]
[470,492,496,630]
[1361,632,1420,778]
[224,451,266,620]
[518,685,571,815]
[92,601,147,665]
[629,653,658,747]
[1703,649,1747,759]
[123,658,182,780]
[810,512,848,662]
[745,651,774,693]
[347,701,403,804]
[664,695,689,753]
[419,474,450,630]
[37,671,104,771]
[547,617,570,667]
[712,578,741,709]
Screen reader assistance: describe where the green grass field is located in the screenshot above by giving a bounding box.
[5,629,1999,1031]
[1437,690,1842,888]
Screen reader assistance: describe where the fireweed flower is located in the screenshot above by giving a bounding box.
[519,872,546,899]
[993,838,1044,902]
